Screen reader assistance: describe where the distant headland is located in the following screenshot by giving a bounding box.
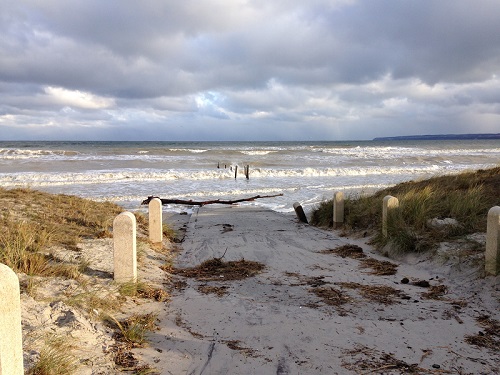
[373,133,500,141]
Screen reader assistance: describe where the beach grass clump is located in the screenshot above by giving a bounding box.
[28,334,79,375]
[106,312,159,347]
[0,187,123,276]
[118,279,169,302]
[310,167,500,252]
[65,287,123,315]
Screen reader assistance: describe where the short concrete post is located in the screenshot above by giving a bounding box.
[149,198,163,244]
[485,206,500,276]
[382,195,399,238]
[333,191,344,229]
[0,263,24,375]
[293,202,308,224]
[113,212,137,283]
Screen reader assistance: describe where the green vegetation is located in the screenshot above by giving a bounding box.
[310,167,500,253]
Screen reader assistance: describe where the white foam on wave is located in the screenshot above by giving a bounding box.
[0,148,79,159]
[239,150,278,155]
[168,148,208,153]
[1,163,491,188]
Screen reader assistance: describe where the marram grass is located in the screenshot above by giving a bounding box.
[310,167,500,253]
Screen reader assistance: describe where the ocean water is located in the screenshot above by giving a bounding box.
[0,140,499,214]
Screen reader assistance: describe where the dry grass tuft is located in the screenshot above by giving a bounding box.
[359,257,398,276]
[107,313,159,347]
[27,335,78,375]
[320,244,366,259]
[118,280,169,302]
[171,258,265,281]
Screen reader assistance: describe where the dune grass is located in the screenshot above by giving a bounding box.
[310,167,500,252]
[27,334,79,375]
[0,187,123,276]
[0,187,174,374]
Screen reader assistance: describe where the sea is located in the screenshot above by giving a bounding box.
[0,140,499,215]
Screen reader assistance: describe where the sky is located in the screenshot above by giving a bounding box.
[1,0,499,141]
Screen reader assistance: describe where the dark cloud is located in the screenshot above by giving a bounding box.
[0,0,499,140]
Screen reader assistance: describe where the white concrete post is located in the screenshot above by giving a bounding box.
[113,212,137,283]
[0,263,24,375]
[382,195,399,238]
[293,202,308,224]
[485,206,500,276]
[148,198,163,244]
[333,191,344,229]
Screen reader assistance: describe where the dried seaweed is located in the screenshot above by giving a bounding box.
[320,244,366,259]
[198,284,229,297]
[285,272,329,287]
[224,340,260,358]
[342,345,429,374]
[465,315,500,350]
[171,258,265,281]
[311,286,351,306]
[421,285,448,300]
[359,257,398,276]
[137,286,169,302]
[337,282,404,305]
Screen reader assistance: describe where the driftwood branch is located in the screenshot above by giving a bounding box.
[141,193,283,206]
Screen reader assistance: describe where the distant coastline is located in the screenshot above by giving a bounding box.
[373,133,500,141]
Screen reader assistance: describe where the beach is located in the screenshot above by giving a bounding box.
[130,205,499,374]
[1,140,499,373]
[16,201,499,374]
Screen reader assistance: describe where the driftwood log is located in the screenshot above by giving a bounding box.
[141,194,283,206]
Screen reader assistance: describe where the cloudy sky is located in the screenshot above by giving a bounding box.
[1,0,499,141]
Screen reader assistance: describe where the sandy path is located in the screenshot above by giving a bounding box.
[135,205,499,374]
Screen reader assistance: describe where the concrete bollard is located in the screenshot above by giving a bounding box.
[382,195,399,238]
[485,206,500,276]
[293,202,308,224]
[148,198,163,244]
[0,263,24,375]
[113,212,137,283]
[333,191,344,229]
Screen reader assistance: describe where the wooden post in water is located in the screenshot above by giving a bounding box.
[234,165,238,179]
[245,165,250,179]
[485,206,500,276]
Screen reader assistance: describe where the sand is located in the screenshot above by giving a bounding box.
[134,205,499,374]
[19,205,499,374]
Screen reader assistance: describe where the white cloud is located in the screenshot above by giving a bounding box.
[0,0,499,140]
[44,86,115,109]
